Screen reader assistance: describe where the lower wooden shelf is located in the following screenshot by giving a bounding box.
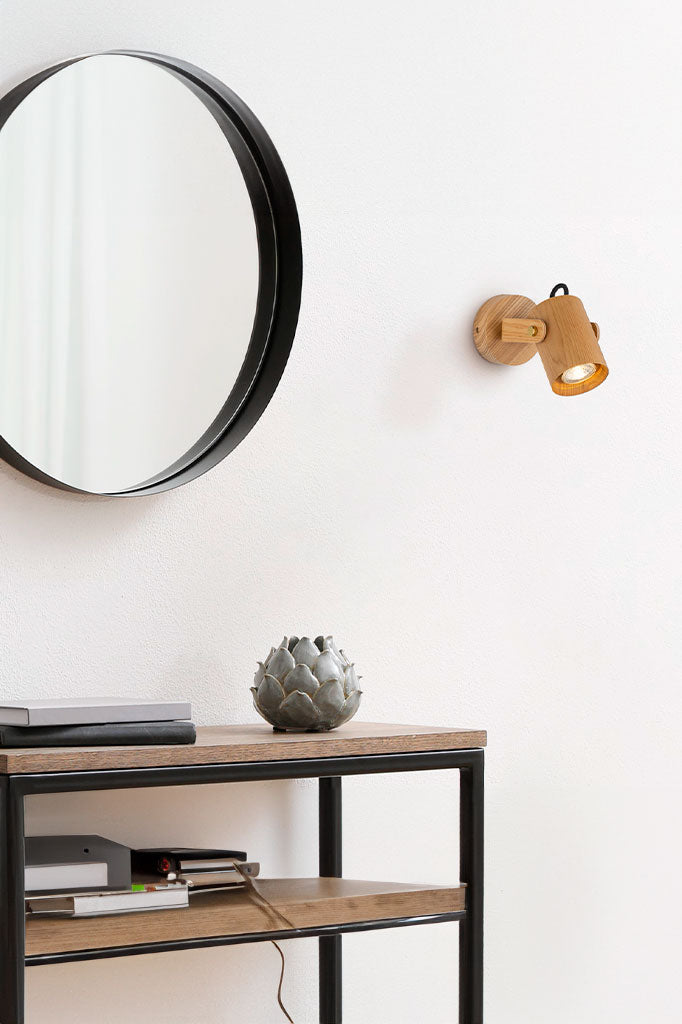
[25,878,466,961]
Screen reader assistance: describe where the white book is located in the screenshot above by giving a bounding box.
[0,698,192,728]
[26,883,189,917]
[25,861,109,892]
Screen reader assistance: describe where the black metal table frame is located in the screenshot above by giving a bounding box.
[0,747,484,1024]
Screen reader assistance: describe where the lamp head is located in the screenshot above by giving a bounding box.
[473,284,608,396]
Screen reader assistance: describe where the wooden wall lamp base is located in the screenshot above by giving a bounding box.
[473,286,608,396]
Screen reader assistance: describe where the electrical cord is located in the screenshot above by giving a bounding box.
[232,861,297,1023]
[271,941,294,1024]
[189,861,297,1021]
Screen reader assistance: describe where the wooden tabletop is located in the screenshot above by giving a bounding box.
[0,722,486,774]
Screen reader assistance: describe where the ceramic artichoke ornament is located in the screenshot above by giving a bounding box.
[252,636,362,732]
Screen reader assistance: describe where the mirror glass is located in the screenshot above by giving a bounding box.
[0,55,260,493]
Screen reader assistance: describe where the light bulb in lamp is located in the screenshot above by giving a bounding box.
[561,363,597,385]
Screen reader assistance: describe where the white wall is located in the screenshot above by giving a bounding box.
[0,2,680,1022]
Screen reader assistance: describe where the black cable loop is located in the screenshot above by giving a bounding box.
[550,283,569,297]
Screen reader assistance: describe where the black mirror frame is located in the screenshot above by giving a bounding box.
[0,51,302,495]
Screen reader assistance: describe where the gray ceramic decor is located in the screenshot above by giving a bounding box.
[251,636,362,732]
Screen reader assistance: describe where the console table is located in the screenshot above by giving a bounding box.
[0,722,486,1023]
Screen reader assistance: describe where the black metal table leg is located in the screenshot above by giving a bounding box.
[459,750,484,1024]
[0,777,25,1024]
[319,776,342,1024]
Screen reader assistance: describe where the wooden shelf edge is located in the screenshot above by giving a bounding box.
[26,911,466,966]
[1,723,487,774]
[26,877,466,959]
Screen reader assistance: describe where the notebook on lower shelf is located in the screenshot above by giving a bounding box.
[131,847,248,877]
[26,870,261,917]
[181,865,259,889]
[26,882,189,917]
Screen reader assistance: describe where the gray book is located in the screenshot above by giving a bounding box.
[0,698,192,728]
[25,835,131,893]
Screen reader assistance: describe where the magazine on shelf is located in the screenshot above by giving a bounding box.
[26,882,189,917]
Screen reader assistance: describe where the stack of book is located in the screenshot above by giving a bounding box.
[25,840,257,918]
[0,698,195,747]
[132,848,260,891]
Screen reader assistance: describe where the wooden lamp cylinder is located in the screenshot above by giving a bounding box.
[533,294,608,396]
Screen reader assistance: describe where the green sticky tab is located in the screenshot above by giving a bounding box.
[131,884,145,892]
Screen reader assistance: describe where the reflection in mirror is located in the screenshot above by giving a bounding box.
[0,55,260,493]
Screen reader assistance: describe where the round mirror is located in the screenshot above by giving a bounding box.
[0,52,302,494]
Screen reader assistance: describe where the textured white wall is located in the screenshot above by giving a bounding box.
[0,1,680,1022]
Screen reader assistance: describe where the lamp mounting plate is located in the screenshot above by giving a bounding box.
[473,294,538,365]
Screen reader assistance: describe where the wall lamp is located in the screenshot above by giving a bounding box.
[473,284,608,396]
